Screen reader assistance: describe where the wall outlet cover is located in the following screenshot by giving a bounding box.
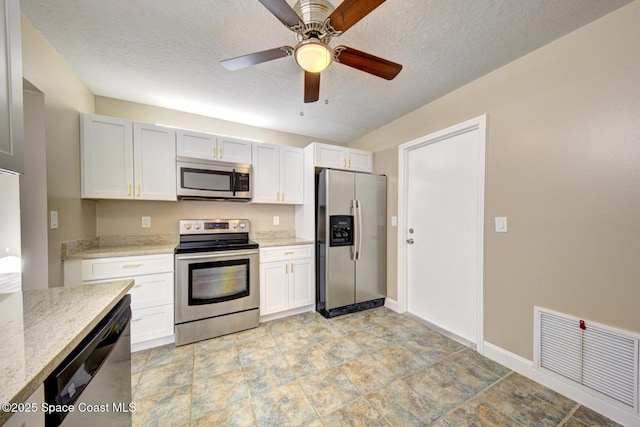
[142,216,152,228]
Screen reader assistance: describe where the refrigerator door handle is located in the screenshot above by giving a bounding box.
[356,199,363,260]
[351,199,358,261]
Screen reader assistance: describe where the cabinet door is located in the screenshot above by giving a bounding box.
[81,114,134,199]
[314,143,346,169]
[133,123,176,200]
[0,0,23,174]
[280,146,304,204]
[252,143,280,203]
[260,261,289,315]
[131,304,174,344]
[289,258,314,309]
[347,148,373,172]
[129,272,174,311]
[176,129,217,160]
[218,136,252,164]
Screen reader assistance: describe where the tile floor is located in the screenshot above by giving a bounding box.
[131,307,621,426]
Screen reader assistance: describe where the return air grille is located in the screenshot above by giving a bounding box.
[535,307,639,412]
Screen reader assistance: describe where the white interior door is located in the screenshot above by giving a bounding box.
[403,117,485,346]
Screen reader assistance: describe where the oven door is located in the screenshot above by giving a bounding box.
[175,249,259,324]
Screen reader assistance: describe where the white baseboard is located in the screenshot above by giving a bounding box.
[482,342,640,427]
[259,305,314,323]
[131,334,175,352]
[384,298,398,312]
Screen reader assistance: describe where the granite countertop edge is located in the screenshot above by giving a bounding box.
[0,280,134,424]
[253,237,315,248]
[63,244,177,260]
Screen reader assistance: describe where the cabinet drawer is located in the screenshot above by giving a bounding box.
[131,304,174,344]
[81,253,173,281]
[129,272,174,310]
[260,245,313,262]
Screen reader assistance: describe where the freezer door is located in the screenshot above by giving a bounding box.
[324,170,356,310]
[355,173,387,303]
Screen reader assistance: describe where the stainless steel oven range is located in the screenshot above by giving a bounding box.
[174,219,259,346]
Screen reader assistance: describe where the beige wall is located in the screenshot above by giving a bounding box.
[21,16,96,287]
[350,2,640,360]
[94,98,340,237]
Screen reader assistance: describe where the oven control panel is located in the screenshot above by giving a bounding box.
[179,219,250,234]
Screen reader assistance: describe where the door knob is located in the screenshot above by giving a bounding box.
[407,238,414,244]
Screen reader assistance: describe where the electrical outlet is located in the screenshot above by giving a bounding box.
[273,216,280,226]
[50,211,58,229]
[141,216,151,228]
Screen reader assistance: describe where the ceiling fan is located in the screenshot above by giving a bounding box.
[220,0,403,103]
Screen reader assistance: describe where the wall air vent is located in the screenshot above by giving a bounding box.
[534,307,639,413]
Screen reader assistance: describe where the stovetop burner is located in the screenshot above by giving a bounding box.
[175,219,259,254]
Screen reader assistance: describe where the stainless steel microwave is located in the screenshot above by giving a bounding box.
[176,157,252,200]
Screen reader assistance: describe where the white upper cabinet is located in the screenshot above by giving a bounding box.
[81,114,176,200]
[176,130,252,164]
[280,146,304,204]
[176,129,217,160]
[133,123,177,200]
[313,142,373,173]
[0,0,24,174]
[252,143,303,204]
[218,136,252,164]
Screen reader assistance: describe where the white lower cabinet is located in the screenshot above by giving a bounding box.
[64,253,174,351]
[259,245,314,319]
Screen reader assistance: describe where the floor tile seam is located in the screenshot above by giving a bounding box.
[556,403,582,427]
[488,371,579,421]
[475,372,573,427]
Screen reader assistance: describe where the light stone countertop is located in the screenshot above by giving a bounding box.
[0,280,134,424]
[62,243,177,259]
[62,234,178,260]
[253,236,315,248]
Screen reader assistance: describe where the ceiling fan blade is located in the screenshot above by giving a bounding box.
[304,71,320,103]
[220,46,293,71]
[335,45,402,80]
[326,0,386,33]
[257,0,302,28]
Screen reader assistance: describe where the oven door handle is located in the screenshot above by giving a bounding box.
[176,250,258,261]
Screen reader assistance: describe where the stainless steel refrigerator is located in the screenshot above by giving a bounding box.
[316,169,386,318]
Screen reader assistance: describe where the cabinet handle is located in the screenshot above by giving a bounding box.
[127,184,132,196]
[348,159,351,168]
[122,264,142,269]
[276,192,280,202]
[219,148,223,158]
[212,147,216,158]
[136,184,141,196]
[343,158,347,167]
[132,318,142,323]
[284,251,294,255]
[285,264,288,274]
[290,262,294,273]
[281,192,284,201]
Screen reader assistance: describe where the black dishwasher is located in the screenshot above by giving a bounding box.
[44,294,132,427]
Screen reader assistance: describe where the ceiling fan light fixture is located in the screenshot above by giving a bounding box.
[294,39,332,73]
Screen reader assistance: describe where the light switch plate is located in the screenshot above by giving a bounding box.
[141,216,151,228]
[495,217,507,232]
[50,211,58,229]
[391,216,398,227]
[273,216,279,226]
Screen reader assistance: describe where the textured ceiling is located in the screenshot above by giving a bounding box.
[21,0,631,143]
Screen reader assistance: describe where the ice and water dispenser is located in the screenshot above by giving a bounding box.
[329,215,353,247]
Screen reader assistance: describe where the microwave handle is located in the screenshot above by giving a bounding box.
[231,168,236,196]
